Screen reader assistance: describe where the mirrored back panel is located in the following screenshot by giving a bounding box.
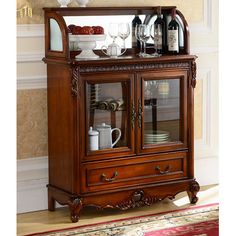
[63,12,185,49]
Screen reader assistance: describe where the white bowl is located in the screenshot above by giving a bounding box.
[75,0,89,7]
[57,0,71,7]
[69,34,106,59]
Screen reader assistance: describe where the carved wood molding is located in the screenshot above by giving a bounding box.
[71,67,80,97]
[79,62,190,73]
[191,60,197,88]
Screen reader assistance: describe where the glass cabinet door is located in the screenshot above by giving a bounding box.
[138,71,188,154]
[82,73,135,160]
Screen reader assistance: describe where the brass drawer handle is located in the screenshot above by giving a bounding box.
[155,165,171,175]
[101,171,118,182]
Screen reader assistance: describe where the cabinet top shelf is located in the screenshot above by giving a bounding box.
[43,5,192,62]
[43,6,177,16]
[43,53,197,67]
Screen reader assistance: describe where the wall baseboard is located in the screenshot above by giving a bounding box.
[17,157,48,213]
[17,155,218,214]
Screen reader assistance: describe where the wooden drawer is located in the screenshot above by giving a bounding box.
[81,152,188,193]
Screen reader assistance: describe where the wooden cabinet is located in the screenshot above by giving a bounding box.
[43,6,199,222]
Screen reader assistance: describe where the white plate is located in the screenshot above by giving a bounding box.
[145,134,169,138]
[144,130,169,135]
[144,139,171,144]
[145,137,169,141]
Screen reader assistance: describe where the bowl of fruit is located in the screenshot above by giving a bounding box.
[68,25,106,59]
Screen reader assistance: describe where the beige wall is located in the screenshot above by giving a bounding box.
[17,0,218,160]
[17,0,204,24]
[17,89,48,159]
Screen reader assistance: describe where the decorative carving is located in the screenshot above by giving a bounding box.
[130,102,136,129]
[133,191,143,202]
[191,60,197,88]
[71,67,80,97]
[68,198,83,223]
[79,62,189,73]
[188,180,200,204]
[116,190,160,210]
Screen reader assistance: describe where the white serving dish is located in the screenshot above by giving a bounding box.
[69,34,106,59]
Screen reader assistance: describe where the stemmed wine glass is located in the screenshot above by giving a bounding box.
[108,23,119,43]
[118,23,130,49]
[150,24,161,57]
[138,24,151,57]
[135,25,143,57]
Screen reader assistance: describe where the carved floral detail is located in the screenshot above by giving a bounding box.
[68,198,83,223]
[191,60,197,88]
[189,180,200,193]
[115,190,160,210]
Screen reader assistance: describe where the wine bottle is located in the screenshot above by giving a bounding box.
[97,98,113,110]
[132,15,142,48]
[108,98,125,111]
[167,8,179,54]
[154,6,165,54]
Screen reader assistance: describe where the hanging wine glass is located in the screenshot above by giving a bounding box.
[135,25,143,57]
[108,23,119,43]
[118,23,130,49]
[138,24,151,57]
[150,24,161,57]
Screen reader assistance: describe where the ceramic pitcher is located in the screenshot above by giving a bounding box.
[96,123,121,149]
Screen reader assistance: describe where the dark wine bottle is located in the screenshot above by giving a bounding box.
[154,6,165,54]
[167,8,179,54]
[132,15,142,48]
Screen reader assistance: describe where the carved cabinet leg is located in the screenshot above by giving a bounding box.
[68,198,83,223]
[48,190,55,211]
[187,180,200,204]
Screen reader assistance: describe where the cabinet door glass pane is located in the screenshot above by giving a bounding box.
[50,19,63,51]
[86,81,129,152]
[143,79,181,145]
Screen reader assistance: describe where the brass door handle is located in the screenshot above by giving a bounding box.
[130,102,136,129]
[138,100,142,128]
[101,171,118,182]
[155,165,171,175]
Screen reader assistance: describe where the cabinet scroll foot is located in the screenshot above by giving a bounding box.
[187,180,200,204]
[68,198,83,223]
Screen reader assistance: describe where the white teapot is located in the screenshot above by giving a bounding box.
[96,123,121,149]
[101,42,126,58]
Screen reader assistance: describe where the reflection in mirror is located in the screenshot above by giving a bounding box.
[50,19,63,51]
[64,15,148,50]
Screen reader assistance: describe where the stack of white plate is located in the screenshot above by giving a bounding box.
[144,130,170,144]
[90,84,101,109]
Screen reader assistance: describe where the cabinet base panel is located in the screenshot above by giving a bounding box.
[47,179,199,223]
